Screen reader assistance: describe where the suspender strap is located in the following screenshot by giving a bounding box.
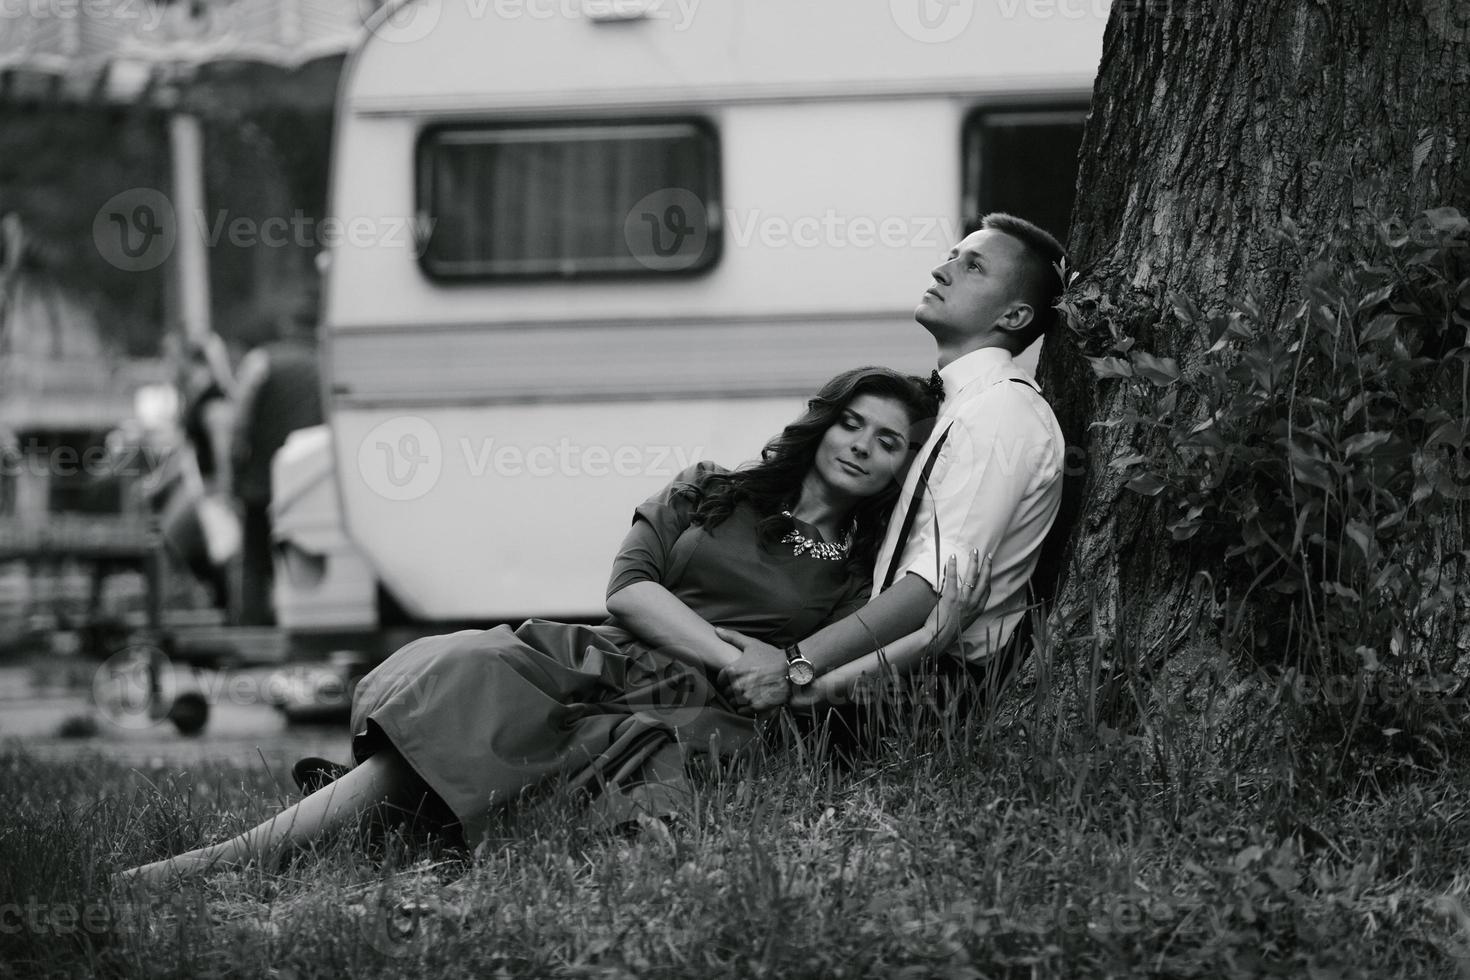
[879,375,1039,592]
[880,422,952,591]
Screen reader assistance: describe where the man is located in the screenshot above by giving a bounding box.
[228,303,324,626]
[720,212,1067,713]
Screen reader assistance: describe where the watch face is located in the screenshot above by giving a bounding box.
[787,659,815,687]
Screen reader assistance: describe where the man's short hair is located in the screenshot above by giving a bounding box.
[979,213,1067,349]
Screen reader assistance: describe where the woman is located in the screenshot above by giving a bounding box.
[119,366,991,884]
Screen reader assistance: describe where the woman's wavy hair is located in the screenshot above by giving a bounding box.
[682,366,941,570]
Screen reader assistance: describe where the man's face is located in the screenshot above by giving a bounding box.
[914,228,1031,341]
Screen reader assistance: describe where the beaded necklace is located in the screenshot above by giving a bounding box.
[779,509,854,561]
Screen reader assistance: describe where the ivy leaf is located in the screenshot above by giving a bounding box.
[1168,504,1207,541]
[1169,520,1203,541]
[1087,356,1134,380]
[1132,352,1182,387]
[1126,472,1168,496]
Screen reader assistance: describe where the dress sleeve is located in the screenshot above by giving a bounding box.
[605,461,724,599]
[815,568,877,630]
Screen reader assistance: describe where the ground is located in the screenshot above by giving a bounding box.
[2,649,1470,979]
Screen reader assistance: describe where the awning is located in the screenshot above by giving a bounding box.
[0,0,366,101]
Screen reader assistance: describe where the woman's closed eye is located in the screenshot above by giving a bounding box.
[843,415,902,454]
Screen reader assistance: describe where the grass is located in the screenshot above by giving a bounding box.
[3,635,1470,980]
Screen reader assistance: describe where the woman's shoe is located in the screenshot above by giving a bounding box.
[292,756,350,794]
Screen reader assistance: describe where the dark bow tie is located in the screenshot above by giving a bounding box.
[927,369,946,402]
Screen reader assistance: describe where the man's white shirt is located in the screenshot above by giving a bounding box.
[871,346,1065,662]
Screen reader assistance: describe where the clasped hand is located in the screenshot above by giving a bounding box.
[715,550,994,713]
[714,629,789,713]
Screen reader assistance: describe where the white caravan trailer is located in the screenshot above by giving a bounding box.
[308,0,1108,628]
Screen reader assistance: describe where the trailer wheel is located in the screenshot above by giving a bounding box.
[168,691,209,735]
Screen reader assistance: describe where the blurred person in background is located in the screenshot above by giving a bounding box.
[229,297,323,626]
[158,330,238,613]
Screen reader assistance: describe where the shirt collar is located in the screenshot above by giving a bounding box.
[937,346,1015,401]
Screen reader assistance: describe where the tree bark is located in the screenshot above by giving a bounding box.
[1035,0,1470,659]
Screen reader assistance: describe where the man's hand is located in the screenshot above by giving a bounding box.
[714,628,790,712]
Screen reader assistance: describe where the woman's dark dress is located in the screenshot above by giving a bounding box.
[349,462,869,844]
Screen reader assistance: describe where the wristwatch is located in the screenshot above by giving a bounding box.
[785,642,816,688]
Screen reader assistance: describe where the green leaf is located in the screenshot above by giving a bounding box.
[1372,562,1404,592]
[1132,352,1182,386]
[1109,453,1148,472]
[1167,504,1205,540]
[1355,284,1396,314]
[1377,510,1406,531]
[1291,499,1319,551]
[1125,473,1167,496]
[1233,845,1266,869]
[1427,420,1464,449]
[1087,356,1134,380]
[1357,646,1380,672]
[1425,206,1469,236]
[1413,134,1434,176]
[1344,520,1376,561]
[1184,424,1228,453]
[1266,866,1301,891]
[1359,314,1400,346]
[1169,290,1203,325]
[1091,411,1147,430]
[1288,442,1335,492]
[1342,431,1392,458]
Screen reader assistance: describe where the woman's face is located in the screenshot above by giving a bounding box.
[813,392,918,501]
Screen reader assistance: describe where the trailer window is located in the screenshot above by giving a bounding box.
[963,106,1088,244]
[417,120,720,279]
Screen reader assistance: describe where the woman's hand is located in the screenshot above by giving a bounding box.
[923,550,994,653]
[785,551,993,711]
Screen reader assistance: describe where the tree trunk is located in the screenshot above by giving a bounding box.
[1035,0,1470,661]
